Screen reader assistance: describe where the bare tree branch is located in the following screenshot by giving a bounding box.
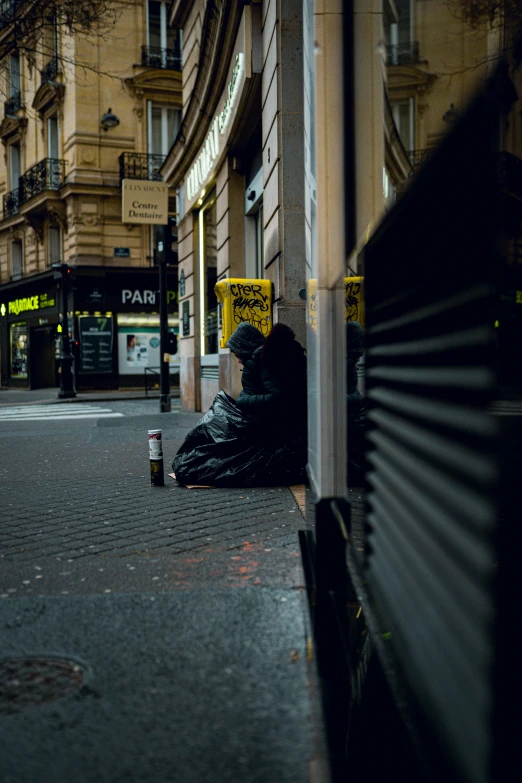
[0,0,135,62]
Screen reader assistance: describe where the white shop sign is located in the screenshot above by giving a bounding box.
[122,289,157,305]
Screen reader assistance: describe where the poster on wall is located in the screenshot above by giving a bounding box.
[78,316,113,374]
[118,326,179,375]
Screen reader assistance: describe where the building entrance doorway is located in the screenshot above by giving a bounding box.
[30,326,57,389]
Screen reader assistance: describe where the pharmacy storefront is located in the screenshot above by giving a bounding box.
[0,266,178,390]
[0,275,60,389]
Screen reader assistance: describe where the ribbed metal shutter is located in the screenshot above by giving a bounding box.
[363,75,506,783]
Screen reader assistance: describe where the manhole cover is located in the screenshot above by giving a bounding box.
[0,657,85,715]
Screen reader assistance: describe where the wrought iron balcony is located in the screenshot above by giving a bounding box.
[141,45,182,70]
[41,56,59,84]
[2,158,65,219]
[386,42,420,66]
[4,91,22,116]
[3,187,21,219]
[19,158,65,202]
[119,152,166,183]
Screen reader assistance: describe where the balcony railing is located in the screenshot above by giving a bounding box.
[4,90,22,116]
[41,56,59,84]
[141,45,182,70]
[19,158,65,202]
[119,152,166,182]
[2,158,65,219]
[3,187,21,218]
[386,42,420,66]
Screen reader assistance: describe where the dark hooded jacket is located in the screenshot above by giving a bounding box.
[236,324,307,434]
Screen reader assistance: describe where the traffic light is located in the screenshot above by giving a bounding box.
[52,262,70,280]
[167,332,178,355]
[154,219,178,265]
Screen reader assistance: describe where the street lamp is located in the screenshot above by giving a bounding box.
[100,108,120,131]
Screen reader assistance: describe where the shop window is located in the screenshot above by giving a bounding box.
[148,103,180,158]
[245,164,264,279]
[198,195,218,355]
[10,322,28,378]
[254,204,264,278]
[48,226,62,265]
[11,241,23,281]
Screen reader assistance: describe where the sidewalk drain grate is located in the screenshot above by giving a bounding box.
[0,657,85,715]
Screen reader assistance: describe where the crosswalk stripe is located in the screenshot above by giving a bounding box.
[0,413,125,422]
[0,404,124,422]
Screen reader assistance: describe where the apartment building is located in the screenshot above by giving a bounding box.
[0,1,181,389]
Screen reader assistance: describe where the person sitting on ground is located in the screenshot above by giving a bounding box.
[171,321,307,487]
[227,321,307,438]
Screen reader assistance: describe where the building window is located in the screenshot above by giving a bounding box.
[9,143,21,192]
[9,53,20,98]
[48,226,62,265]
[11,240,23,281]
[147,103,180,157]
[391,99,415,154]
[147,1,180,54]
[198,195,218,355]
[47,115,59,158]
[10,323,28,379]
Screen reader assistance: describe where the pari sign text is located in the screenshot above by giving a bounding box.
[122,181,169,225]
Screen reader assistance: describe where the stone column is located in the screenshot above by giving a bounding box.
[262,0,306,345]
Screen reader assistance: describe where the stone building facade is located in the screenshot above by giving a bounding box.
[0,1,181,389]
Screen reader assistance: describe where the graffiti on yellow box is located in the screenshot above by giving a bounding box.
[215,278,273,347]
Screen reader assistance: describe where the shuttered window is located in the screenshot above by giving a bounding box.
[11,241,23,281]
[49,226,62,265]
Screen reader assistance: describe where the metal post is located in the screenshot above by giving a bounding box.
[159,257,171,413]
[58,263,76,399]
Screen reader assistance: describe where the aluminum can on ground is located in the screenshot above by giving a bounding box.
[148,429,164,486]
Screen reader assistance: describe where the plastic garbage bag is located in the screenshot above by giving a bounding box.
[172,390,307,487]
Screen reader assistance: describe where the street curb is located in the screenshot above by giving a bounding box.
[0,394,181,407]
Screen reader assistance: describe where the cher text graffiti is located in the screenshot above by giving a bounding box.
[231,283,271,334]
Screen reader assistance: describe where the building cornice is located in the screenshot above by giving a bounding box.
[161,0,244,187]
[387,64,438,102]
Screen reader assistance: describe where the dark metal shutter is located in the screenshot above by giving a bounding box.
[363,73,506,783]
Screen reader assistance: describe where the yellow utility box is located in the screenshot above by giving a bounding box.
[214,278,273,348]
[344,276,364,327]
[307,276,364,332]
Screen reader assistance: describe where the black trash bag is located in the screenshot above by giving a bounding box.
[172,390,307,487]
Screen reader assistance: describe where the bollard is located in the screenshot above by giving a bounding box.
[148,429,164,486]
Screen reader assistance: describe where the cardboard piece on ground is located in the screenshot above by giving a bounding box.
[168,472,215,489]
